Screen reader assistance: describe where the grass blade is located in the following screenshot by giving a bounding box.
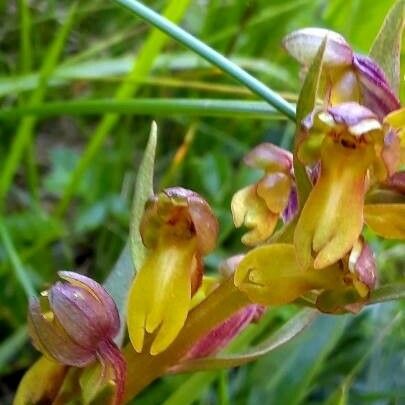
[0,99,281,121]
[0,220,36,298]
[0,2,78,211]
[55,0,191,216]
[114,0,296,120]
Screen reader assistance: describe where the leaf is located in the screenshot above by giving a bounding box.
[252,315,347,405]
[103,243,134,346]
[103,123,157,346]
[130,122,157,270]
[369,0,404,95]
[324,311,402,405]
[293,37,327,207]
[173,308,317,372]
[0,326,27,373]
[0,219,36,299]
[369,283,405,304]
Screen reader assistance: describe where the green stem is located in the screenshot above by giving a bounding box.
[114,0,296,121]
[122,276,250,401]
[0,99,282,121]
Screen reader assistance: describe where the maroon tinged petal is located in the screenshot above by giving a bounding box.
[181,305,265,361]
[353,55,400,119]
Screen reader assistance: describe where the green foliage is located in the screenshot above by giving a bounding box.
[0,0,404,403]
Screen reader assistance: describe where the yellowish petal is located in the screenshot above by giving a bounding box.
[364,203,405,239]
[231,185,278,246]
[295,137,372,269]
[257,173,292,213]
[127,238,196,355]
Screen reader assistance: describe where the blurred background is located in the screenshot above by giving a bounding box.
[0,0,404,403]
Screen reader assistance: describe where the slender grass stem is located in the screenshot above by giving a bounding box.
[114,0,296,121]
[0,99,283,121]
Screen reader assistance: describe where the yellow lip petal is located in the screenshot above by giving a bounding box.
[295,137,372,269]
[127,238,196,355]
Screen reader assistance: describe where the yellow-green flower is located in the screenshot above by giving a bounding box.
[294,102,394,269]
[127,187,219,355]
[234,238,376,313]
[231,143,296,246]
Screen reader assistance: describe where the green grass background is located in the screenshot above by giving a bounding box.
[0,0,404,403]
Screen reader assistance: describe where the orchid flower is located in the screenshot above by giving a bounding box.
[293,102,394,269]
[231,143,297,246]
[283,28,400,118]
[127,187,219,355]
[234,238,376,313]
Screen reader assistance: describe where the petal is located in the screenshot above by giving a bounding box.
[234,244,344,305]
[231,185,279,246]
[49,283,112,350]
[127,238,196,355]
[353,55,400,119]
[257,173,292,214]
[28,298,96,367]
[294,137,371,269]
[364,203,405,239]
[58,271,120,338]
[283,28,353,67]
[244,143,292,173]
[182,304,263,361]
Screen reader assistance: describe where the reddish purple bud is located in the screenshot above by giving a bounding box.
[348,238,377,294]
[28,271,126,404]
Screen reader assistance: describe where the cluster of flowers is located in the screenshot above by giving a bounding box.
[18,28,404,405]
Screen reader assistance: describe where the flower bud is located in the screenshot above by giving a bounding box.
[28,271,126,404]
[127,187,219,355]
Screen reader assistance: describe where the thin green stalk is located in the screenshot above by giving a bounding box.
[19,0,32,74]
[0,326,28,373]
[114,0,296,120]
[55,0,191,216]
[0,2,78,211]
[0,98,282,120]
[0,220,36,298]
[18,0,40,203]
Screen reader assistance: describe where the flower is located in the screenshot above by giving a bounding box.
[294,102,394,269]
[28,271,126,404]
[233,240,376,313]
[127,187,219,355]
[231,143,296,246]
[283,28,400,118]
